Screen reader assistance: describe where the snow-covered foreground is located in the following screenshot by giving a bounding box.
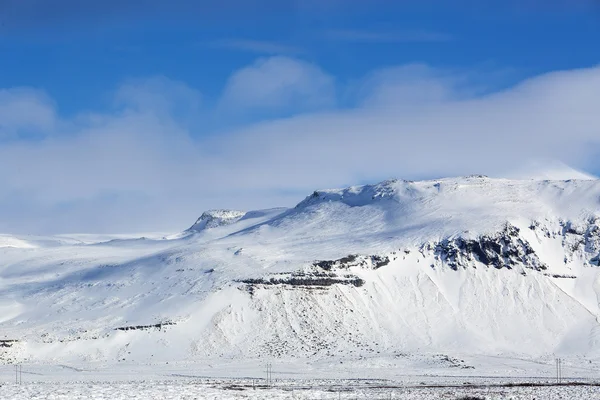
[1,379,599,400]
[1,347,600,399]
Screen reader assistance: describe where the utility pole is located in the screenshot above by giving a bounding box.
[555,358,563,384]
[265,363,272,386]
[14,364,22,384]
[559,358,562,383]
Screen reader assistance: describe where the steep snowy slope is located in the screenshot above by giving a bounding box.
[1,176,600,373]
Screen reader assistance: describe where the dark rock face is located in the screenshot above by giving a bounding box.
[371,255,391,269]
[115,322,176,332]
[313,259,337,271]
[239,254,388,294]
[239,272,365,289]
[427,219,600,271]
[313,254,390,271]
[427,224,548,271]
[544,273,577,279]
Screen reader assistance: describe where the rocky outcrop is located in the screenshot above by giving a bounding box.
[423,224,547,271]
[239,271,365,291]
[313,254,390,271]
[557,218,600,264]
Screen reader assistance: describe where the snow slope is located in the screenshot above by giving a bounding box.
[1,176,600,376]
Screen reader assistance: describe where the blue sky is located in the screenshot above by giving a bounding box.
[2,1,599,116]
[1,0,599,233]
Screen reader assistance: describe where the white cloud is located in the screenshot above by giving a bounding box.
[0,63,599,234]
[354,64,466,108]
[503,160,597,180]
[0,88,56,138]
[114,75,202,119]
[219,56,336,113]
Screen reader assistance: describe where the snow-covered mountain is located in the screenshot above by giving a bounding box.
[1,176,600,373]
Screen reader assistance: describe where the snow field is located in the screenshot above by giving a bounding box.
[1,381,599,400]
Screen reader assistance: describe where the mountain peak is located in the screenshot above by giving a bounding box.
[188,209,246,231]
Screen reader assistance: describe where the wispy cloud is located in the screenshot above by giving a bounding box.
[327,29,454,43]
[219,56,335,112]
[0,88,56,139]
[209,39,304,55]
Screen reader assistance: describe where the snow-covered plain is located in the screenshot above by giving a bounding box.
[2,380,599,400]
[2,176,600,398]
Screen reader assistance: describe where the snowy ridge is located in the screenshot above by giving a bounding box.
[1,176,600,375]
[187,209,247,231]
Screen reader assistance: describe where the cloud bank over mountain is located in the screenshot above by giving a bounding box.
[0,59,599,234]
